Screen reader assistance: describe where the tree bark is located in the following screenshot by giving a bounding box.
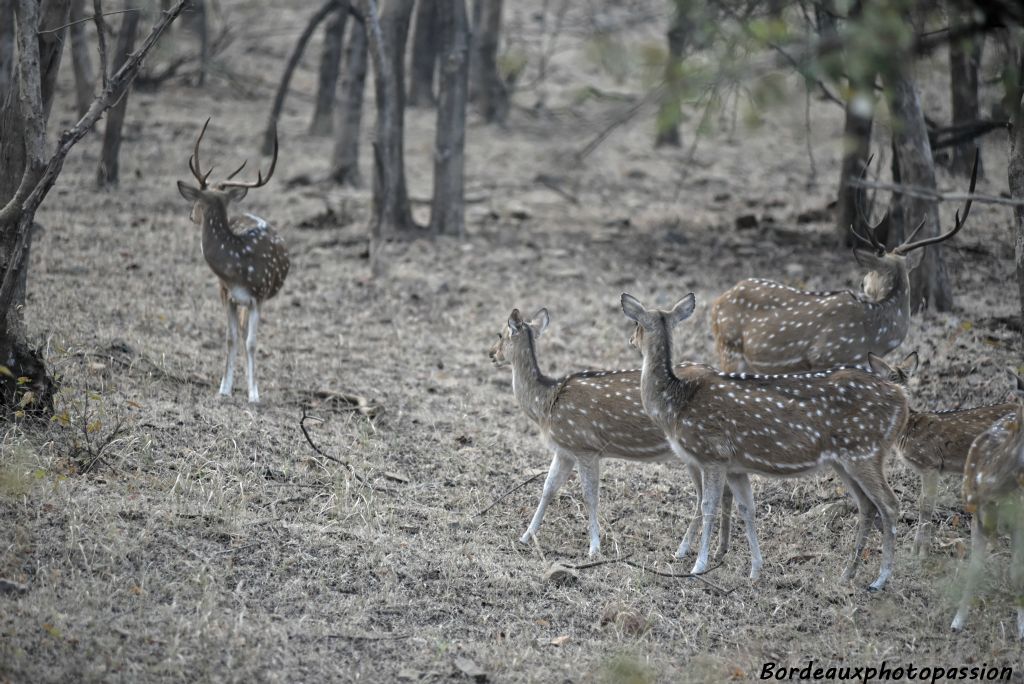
[884,68,952,311]
[330,17,368,186]
[834,78,875,246]
[947,7,984,178]
[408,0,438,106]
[96,6,140,187]
[310,2,348,136]
[0,0,16,102]
[38,0,71,121]
[1007,43,1024,338]
[655,0,688,147]
[473,0,507,124]
[69,0,95,118]
[467,0,482,98]
[429,0,468,236]
[363,0,417,238]
[263,0,339,154]
[183,0,209,86]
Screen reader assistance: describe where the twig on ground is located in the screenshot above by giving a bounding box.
[622,559,735,596]
[475,471,544,517]
[565,552,634,570]
[299,409,394,494]
[318,632,411,641]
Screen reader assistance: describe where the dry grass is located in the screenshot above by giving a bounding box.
[2,1,1023,681]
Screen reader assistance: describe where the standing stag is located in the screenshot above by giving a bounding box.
[177,119,290,404]
[951,372,1024,639]
[711,158,977,373]
[621,293,909,588]
[867,352,1018,555]
[489,308,732,558]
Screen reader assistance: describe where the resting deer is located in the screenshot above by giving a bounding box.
[177,119,289,404]
[867,352,1018,555]
[951,372,1024,639]
[489,308,732,558]
[621,293,909,588]
[711,158,977,373]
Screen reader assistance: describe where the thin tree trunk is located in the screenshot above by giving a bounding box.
[473,0,507,123]
[467,0,482,99]
[331,18,367,186]
[429,0,468,236]
[96,7,140,187]
[655,0,687,147]
[263,0,339,154]
[834,78,875,246]
[948,7,984,178]
[38,0,71,121]
[310,2,348,135]
[185,0,209,86]
[1007,44,1024,337]
[0,0,16,102]
[884,68,951,311]
[408,0,438,106]
[364,0,417,238]
[69,0,95,118]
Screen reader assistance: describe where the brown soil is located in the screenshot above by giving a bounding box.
[2,2,1022,682]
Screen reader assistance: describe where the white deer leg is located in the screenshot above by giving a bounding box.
[219,300,239,396]
[691,465,725,575]
[244,303,260,403]
[952,513,988,632]
[577,457,602,557]
[913,470,938,556]
[831,464,872,583]
[727,473,762,580]
[677,465,703,558]
[521,451,574,547]
[717,478,734,561]
[856,462,899,591]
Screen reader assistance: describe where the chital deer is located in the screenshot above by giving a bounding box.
[867,352,1018,555]
[951,372,1024,639]
[489,308,732,558]
[711,158,977,374]
[621,293,909,588]
[177,119,289,404]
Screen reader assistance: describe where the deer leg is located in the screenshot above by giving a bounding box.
[218,300,239,396]
[726,473,762,579]
[951,512,988,633]
[677,465,703,558]
[521,451,574,547]
[831,464,872,583]
[913,469,939,556]
[691,465,725,575]
[855,462,899,591]
[577,457,602,557]
[717,479,734,561]
[244,303,260,403]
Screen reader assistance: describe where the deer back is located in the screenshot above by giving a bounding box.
[962,405,1024,512]
[901,403,1018,475]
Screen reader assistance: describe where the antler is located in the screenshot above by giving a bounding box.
[218,128,278,190]
[189,117,215,189]
[852,154,887,255]
[893,150,978,255]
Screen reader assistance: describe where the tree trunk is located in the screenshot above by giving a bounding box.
[0,0,16,102]
[263,0,339,154]
[429,0,468,236]
[38,0,71,121]
[96,7,140,187]
[364,0,417,238]
[655,0,688,147]
[834,79,875,246]
[69,0,95,118]
[1007,44,1024,337]
[408,0,438,107]
[310,3,348,136]
[473,0,507,124]
[184,0,209,86]
[884,68,952,311]
[467,0,482,99]
[330,17,368,186]
[947,7,984,178]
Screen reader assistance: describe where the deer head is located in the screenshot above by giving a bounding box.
[489,308,550,366]
[866,351,920,386]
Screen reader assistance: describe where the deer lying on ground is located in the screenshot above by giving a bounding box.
[711,158,977,373]
[951,372,1024,639]
[489,308,731,558]
[177,119,289,403]
[867,352,1018,555]
[621,293,909,588]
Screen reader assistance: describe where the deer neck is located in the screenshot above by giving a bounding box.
[638,321,696,430]
[509,334,559,424]
[867,264,910,347]
[199,201,242,278]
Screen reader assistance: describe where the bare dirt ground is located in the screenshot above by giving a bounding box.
[2,2,1023,682]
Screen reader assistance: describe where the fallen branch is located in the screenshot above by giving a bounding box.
[622,559,735,596]
[299,409,394,494]
[475,471,544,517]
[564,552,633,571]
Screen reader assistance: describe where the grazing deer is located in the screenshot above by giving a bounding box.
[711,158,977,374]
[621,293,909,588]
[489,308,732,558]
[951,372,1024,639]
[176,119,289,404]
[867,352,1018,555]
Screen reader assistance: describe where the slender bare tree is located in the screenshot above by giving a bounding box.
[473,0,507,123]
[947,5,985,178]
[331,16,368,186]
[310,1,349,135]
[408,0,438,106]
[69,0,95,117]
[430,0,469,236]
[96,4,140,187]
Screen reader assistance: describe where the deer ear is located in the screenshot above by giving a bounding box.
[224,186,248,203]
[904,248,925,271]
[667,293,696,327]
[620,293,647,324]
[529,308,550,338]
[508,309,524,335]
[177,181,201,202]
[1007,369,1024,397]
[900,351,919,375]
[867,352,893,378]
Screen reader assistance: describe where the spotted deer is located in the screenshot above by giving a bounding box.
[711,158,977,374]
[867,352,1018,555]
[177,119,290,404]
[621,293,909,588]
[951,372,1024,639]
[489,308,732,558]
